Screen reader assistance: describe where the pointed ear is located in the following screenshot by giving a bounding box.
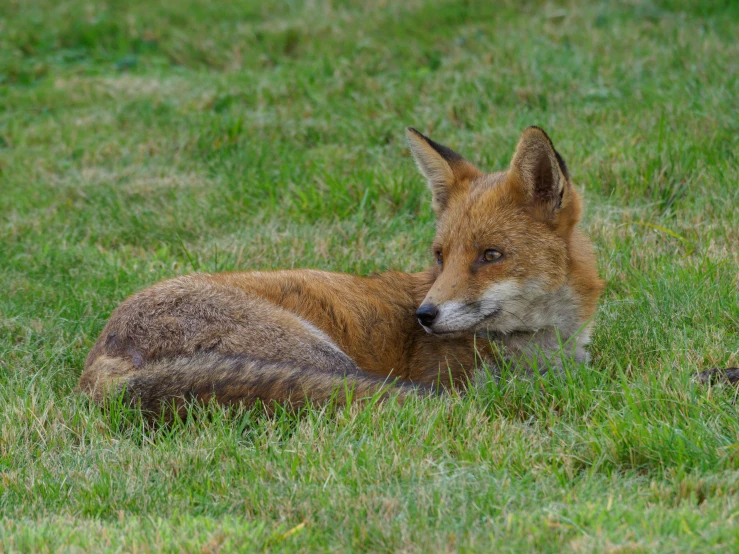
[509,126,571,218]
[406,127,478,214]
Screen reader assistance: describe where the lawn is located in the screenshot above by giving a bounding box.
[1,0,738,551]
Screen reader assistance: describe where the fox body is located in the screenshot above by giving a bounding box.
[80,127,603,415]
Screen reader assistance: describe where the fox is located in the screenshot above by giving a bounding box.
[79,126,605,417]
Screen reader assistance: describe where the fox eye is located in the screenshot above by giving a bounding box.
[435,251,443,265]
[482,249,503,263]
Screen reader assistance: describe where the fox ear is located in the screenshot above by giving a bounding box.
[509,126,570,217]
[406,127,477,214]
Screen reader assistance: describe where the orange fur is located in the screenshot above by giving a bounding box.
[80,127,604,416]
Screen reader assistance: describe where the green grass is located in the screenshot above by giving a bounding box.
[2,0,739,551]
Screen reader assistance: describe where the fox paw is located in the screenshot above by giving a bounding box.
[695,367,739,385]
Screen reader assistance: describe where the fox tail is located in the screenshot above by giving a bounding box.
[79,351,431,418]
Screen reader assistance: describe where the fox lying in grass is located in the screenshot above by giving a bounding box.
[80,126,605,416]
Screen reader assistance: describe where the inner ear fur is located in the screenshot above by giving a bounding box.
[509,126,571,217]
[406,127,480,214]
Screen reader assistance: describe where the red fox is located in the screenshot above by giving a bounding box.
[79,126,604,416]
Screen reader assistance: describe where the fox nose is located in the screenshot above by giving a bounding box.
[416,304,439,327]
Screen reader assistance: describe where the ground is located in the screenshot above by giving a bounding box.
[1,0,739,551]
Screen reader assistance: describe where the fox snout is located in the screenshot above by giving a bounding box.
[416,280,522,335]
[416,301,483,335]
[416,299,484,336]
[416,303,439,328]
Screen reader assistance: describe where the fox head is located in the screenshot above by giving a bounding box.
[407,126,602,339]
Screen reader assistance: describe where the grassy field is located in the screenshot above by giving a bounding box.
[1,0,739,551]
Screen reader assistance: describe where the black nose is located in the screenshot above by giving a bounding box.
[416,304,439,327]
